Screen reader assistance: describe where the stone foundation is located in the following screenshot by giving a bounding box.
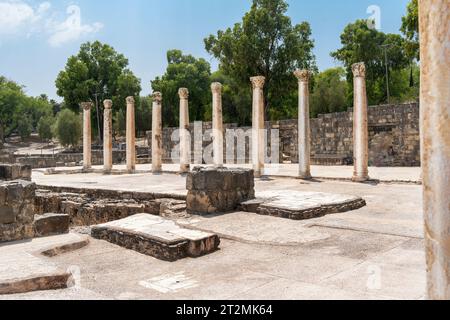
[0,180,36,242]
[186,167,255,215]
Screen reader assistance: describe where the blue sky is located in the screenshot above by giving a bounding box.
[0,0,410,100]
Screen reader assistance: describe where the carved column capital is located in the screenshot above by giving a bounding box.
[152,92,162,103]
[80,102,93,111]
[126,96,135,104]
[103,100,112,110]
[250,76,266,90]
[352,62,366,78]
[294,69,311,82]
[211,82,223,94]
[178,88,189,99]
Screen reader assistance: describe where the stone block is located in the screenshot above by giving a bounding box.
[33,213,70,237]
[0,164,32,181]
[186,167,255,215]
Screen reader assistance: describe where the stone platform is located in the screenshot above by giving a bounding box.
[91,214,220,262]
[240,191,366,220]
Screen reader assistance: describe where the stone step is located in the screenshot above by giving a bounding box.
[91,214,220,262]
[240,191,366,220]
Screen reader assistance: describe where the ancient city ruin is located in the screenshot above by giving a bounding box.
[0,0,448,302]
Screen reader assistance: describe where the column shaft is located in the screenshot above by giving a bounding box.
[419,0,450,300]
[82,102,92,170]
[126,96,136,172]
[212,83,224,167]
[295,70,312,179]
[179,88,190,173]
[352,63,370,182]
[250,76,266,178]
[103,100,113,173]
[152,92,163,173]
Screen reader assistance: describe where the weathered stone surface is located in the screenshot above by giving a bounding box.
[240,190,366,220]
[0,180,36,242]
[186,167,255,214]
[33,213,70,237]
[0,164,32,181]
[91,214,220,261]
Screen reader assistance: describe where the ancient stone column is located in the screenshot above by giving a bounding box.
[250,76,266,178]
[179,88,190,173]
[419,0,450,300]
[351,63,370,182]
[126,96,136,173]
[81,102,93,171]
[211,82,224,167]
[294,70,312,180]
[152,92,163,174]
[103,100,113,173]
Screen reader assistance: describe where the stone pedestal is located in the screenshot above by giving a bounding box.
[250,76,266,178]
[103,100,113,173]
[419,0,450,300]
[0,180,36,243]
[186,167,255,215]
[126,97,136,173]
[81,102,93,170]
[179,88,190,173]
[294,70,312,180]
[211,83,224,167]
[152,92,163,174]
[352,63,370,182]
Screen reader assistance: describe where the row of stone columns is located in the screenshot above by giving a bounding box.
[82,65,370,180]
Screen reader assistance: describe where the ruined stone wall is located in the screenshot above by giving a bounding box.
[148,103,420,167]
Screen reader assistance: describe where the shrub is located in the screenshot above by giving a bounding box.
[53,109,82,147]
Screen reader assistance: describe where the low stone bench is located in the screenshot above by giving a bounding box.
[186,167,255,215]
[91,214,220,262]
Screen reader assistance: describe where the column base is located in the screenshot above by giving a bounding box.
[298,172,312,180]
[352,175,370,183]
[103,169,112,175]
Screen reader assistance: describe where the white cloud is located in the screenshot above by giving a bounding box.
[0,1,103,46]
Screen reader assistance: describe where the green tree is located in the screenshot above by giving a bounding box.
[331,20,409,105]
[204,0,316,120]
[401,0,419,61]
[37,115,54,141]
[0,76,25,146]
[151,50,212,127]
[311,68,349,118]
[55,41,141,141]
[17,115,33,140]
[53,109,82,148]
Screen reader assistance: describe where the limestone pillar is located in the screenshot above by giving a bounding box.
[351,63,370,182]
[294,70,312,180]
[419,0,450,300]
[250,76,266,178]
[126,96,136,173]
[81,102,93,170]
[103,100,113,173]
[179,88,190,173]
[152,92,163,174]
[211,82,224,167]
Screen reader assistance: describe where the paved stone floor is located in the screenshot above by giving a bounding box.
[1,167,425,300]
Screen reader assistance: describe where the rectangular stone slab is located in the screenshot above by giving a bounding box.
[91,214,220,262]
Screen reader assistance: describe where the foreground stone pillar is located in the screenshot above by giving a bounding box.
[211,82,224,167]
[152,92,163,174]
[250,76,266,178]
[351,63,369,182]
[126,96,136,173]
[103,100,113,173]
[81,102,93,170]
[294,70,312,180]
[179,88,190,174]
[419,0,450,300]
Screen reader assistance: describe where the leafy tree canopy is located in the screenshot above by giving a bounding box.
[401,0,419,61]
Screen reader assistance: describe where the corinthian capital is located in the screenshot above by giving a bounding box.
[152,92,162,103]
[250,76,266,90]
[103,100,113,110]
[294,69,311,82]
[211,82,223,94]
[352,62,366,78]
[126,96,135,104]
[178,88,189,99]
[80,102,93,111]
